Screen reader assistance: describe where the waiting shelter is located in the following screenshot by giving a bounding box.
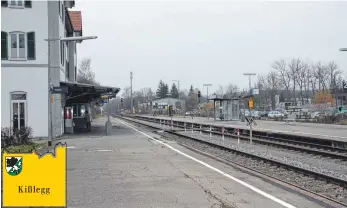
[208,94,240,121]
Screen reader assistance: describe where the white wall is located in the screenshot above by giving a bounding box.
[1,67,48,137]
[1,1,48,65]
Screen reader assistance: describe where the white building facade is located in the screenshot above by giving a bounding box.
[1,0,82,137]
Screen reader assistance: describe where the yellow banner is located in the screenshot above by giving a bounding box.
[2,143,67,207]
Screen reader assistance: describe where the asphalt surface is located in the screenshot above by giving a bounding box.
[138,115,347,142]
[57,117,329,208]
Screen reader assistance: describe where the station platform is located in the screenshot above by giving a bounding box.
[59,116,328,208]
[137,115,347,142]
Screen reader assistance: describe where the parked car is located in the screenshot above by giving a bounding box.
[252,111,261,119]
[259,111,269,118]
[268,111,285,119]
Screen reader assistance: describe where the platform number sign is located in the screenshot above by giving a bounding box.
[343,80,347,91]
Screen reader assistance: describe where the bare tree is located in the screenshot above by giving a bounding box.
[266,71,281,109]
[76,58,99,85]
[272,59,291,93]
[215,85,224,97]
[288,58,304,106]
[314,62,330,91]
[121,87,131,110]
[225,84,239,98]
[326,61,341,90]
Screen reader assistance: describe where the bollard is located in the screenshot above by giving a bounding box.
[200,125,202,135]
[160,119,162,126]
[184,122,186,131]
[171,120,173,130]
[210,126,212,137]
[192,123,194,133]
[237,128,240,145]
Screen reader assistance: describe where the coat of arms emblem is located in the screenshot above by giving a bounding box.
[6,157,22,176]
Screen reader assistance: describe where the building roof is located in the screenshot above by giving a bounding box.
[68,11,82,32]
[60,81,120,103]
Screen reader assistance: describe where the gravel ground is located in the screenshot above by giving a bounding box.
[121,117,347,205]
[127,117,347,181]
[180,131,347,181]
[157,129,347,205]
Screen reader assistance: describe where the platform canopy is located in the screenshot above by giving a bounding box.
[60,81,120,104]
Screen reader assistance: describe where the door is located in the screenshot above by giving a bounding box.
[11,100,26,132]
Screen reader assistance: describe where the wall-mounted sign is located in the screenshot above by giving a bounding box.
[251,88,259,95]
[50,87,68,94]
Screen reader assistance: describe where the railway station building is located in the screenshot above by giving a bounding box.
[1,1,119,138]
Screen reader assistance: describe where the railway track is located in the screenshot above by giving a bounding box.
[115,115,347,208]
[130,115,347,161]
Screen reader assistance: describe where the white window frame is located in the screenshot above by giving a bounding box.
[9,31,27,61]
[8,0,25,8]
[9,91,28,134]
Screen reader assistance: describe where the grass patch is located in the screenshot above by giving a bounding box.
[2,142,47,153]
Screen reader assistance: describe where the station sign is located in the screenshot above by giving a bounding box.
[251,88,259,95]
[50,86,68,94]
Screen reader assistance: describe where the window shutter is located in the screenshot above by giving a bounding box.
[1,32,8,60]
[1,1,8,7]
[24,0,31,8]
[27,32,35,60]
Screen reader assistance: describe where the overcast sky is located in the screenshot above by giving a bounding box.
[75,0,347,94]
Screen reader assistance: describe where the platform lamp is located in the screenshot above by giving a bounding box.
[45,36,98,146]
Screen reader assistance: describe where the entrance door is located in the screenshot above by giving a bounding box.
[11,100,26,132]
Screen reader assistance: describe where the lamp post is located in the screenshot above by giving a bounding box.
[45,36,98,146]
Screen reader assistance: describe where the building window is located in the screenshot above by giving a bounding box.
[8,31,35,60]
[10,32,26,60]
[60,42,65,66]
[10,91,27,133]
[1,1,8,7]
[1,31,8,60]
[9,0,24,8]
[24,0,31,8]
[66,61,70,80]
[61,1,64,23]
[3,0,30,8]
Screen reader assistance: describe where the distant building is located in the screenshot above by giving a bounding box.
[152,98,186,114]
[332,91,347,106]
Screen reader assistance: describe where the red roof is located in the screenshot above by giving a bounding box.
[68,11,82,32]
